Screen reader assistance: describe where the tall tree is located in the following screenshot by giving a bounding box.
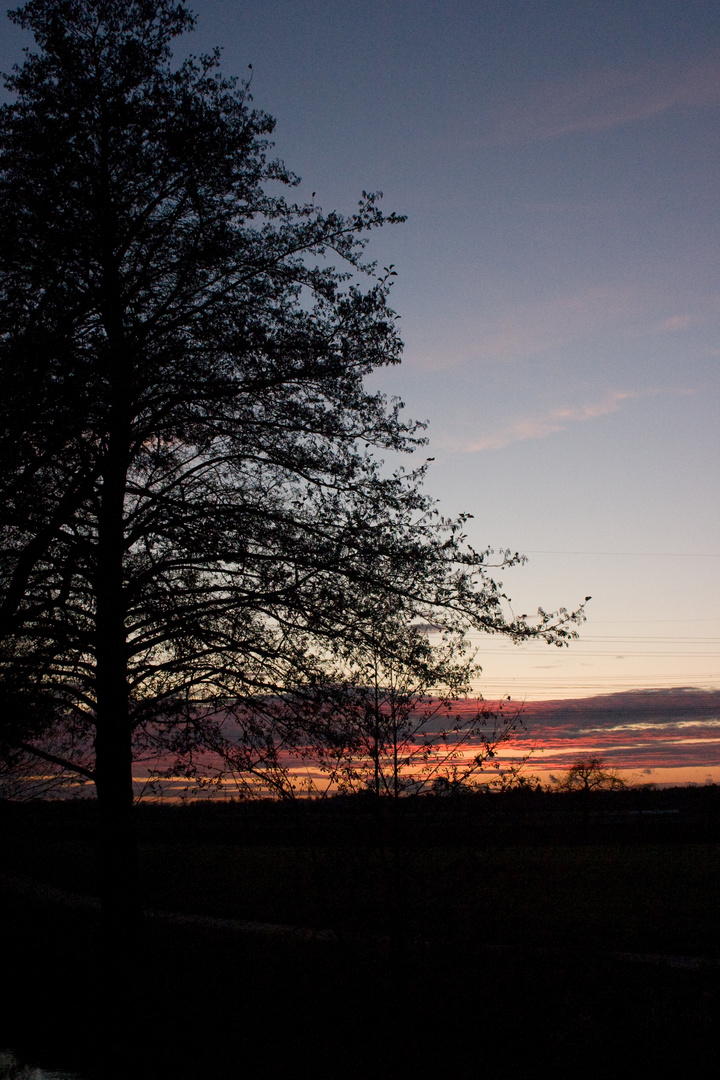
[0,0,586,926]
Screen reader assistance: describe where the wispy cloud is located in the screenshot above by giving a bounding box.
[406,285,717,373]
[659,314,694,332]
[465,387,693,451]
[485,55,720,144]
[469,287,644,364]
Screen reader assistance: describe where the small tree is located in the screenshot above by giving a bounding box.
[553,758,625,794]
[552,757,624,825]
[287,618,525,798]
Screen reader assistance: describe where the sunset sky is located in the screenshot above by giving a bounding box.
[2,1,718,778]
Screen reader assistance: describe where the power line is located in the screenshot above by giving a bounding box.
[468,635,720,643]
[590,619,720,624]
[523,550,719,557]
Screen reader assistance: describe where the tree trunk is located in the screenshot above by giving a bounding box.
[93,158,138,937]
[581,782,591,829]
[94,411,137,940]
[92,412,138,1072]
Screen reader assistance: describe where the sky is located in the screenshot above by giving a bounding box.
[175,0,719,707]
[1,1,718,776]
[497,687,720,786]
[125,688,720,796]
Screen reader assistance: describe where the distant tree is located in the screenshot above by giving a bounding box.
[0,0,587,939]
[552,757,624,826]
[553,758,625,794]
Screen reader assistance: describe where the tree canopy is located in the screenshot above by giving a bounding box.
[0,0,587,907]
[553,758,624,794]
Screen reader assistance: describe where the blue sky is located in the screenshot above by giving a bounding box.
[2,0,718,700]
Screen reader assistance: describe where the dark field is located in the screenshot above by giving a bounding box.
[2,788,720,1077]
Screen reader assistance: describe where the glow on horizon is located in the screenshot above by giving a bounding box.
[123,688,720,795]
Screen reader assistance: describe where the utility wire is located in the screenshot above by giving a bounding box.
[523,550,719,557]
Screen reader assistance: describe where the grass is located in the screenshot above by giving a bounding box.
[4,796,719,953]
[2,790,720,1077]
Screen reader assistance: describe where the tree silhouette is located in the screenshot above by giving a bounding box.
[284,616,524,798]
[0,0,587,933]
[553,758,625,794]
[553,757,624,825]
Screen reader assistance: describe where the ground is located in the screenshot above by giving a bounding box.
[2,789,719,1077]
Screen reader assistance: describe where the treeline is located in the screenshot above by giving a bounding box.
[4,780,720,845]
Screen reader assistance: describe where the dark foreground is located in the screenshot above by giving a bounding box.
[2,787,720,1078]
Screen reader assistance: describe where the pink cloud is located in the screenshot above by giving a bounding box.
[660,315,693,332]
[405,286,719,374]
[408,287,638,372]
[465,388,667,451]
[486,55,720,144]
[502,688,720,771]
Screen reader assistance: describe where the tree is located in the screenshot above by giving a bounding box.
[0,740,88,800]
[552,758,625,794]
[284,617,526,798]
[552,757,624,826]
[0,0,587,934]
